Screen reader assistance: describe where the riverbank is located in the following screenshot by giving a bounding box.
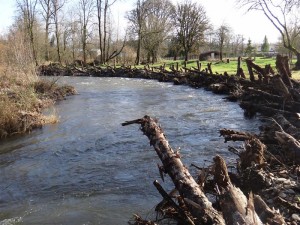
[39,55,300,224]
[0,71,76,139]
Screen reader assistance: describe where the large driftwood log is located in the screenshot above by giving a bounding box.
[275,129,300,164]
[122,116,225,225]
[213,155,285,225]
[273,114,300,138]
[214,155,263,225]
[270,75,292,99]
[240,101,298,118]
[253,195,285,225]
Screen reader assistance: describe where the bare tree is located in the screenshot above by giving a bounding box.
[97,0,123,64]
[127,0,174,64]
[230,34,245,57]
[39,0,52,61]
[142,0,174,63]
[126,0,147,65]
[17,0,39,66]
[215,24,231,61]
[67,11,80,61]
[168,35,182,60]
[51,0,65,64]
[239,0,300,69]
[174,0,209,61]
[78,0,94,64]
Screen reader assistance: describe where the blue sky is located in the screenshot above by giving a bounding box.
[0,0,15,34]
[0,0,280,43]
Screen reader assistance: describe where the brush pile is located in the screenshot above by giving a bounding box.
[123,115,299,225]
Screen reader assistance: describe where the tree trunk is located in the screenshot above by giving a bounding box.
[220,48,223,61]
[97,0,103,64]
[122,116,226,225]
[246,59,255,82]
[207,63,213,75]
[135,34,141,65]
[103,0,108,63]
[213,155,263,225]
[184,50,188,61]
[29,27,38,66]
[54,13,61,64]
[275,130,300,164]
[236,56,245,78]
[276,54,293,88]
[83,25,87,64]
[295,52,300,70]
[45,21,49,61]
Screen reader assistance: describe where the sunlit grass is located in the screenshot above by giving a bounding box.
[139,57,300,79]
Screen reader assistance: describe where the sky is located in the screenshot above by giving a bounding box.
[0,0,280,44]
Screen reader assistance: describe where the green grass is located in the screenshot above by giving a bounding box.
[137,57,300,79]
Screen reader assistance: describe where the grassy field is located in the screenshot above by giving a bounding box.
[145,57,300,80]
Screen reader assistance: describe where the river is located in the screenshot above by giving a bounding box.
[0,77,261,225]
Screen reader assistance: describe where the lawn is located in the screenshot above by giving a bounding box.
[145,57,300,80]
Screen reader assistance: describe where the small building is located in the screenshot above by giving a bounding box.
[256,43,278,56]
[199,51,220,61]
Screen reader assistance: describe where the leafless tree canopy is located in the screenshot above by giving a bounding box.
[174,0,209,61]
[127,0,174,64]
[215,24,231,61]
[78,0,94,64]
[142,0,174,63]
[17,0,39,66]
[238,0,300,69]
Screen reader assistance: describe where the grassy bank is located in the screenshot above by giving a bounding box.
[0,67,76,139]
[141,57,300,79]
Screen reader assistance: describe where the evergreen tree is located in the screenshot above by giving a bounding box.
[261,35,270,54]
[244,39,255,57]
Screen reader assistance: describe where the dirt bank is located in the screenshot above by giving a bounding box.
[0,78,76,139]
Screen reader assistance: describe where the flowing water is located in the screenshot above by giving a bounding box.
[0,77,261,225]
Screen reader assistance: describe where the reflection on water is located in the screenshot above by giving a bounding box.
[0,77,261,224]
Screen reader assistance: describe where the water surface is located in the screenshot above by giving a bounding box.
[0,77,261,224]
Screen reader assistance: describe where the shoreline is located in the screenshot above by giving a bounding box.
[2,57,300,224]
[40,59,300,223]
[0,79,76,139]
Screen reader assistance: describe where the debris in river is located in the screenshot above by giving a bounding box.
[40,54,300,224]
[123,115,299,224]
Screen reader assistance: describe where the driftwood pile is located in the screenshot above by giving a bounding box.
[40,55,300,224]
[123,115,299,225]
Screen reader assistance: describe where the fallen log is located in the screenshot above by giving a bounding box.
[253,195,285,225]
[122,115,226,225]
[270,75,292,99]
[273,114,300,139]
[182,67,202,74]
[153,180,195,225]
[213,155,264,225]
[240,101,298,118]
[246,88,284,102]
[275,130,300,164]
